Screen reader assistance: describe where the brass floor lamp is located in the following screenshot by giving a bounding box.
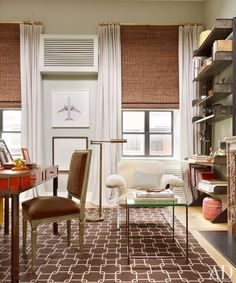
[87,139,127,222]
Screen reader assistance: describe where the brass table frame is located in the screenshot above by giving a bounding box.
[126,194,189,265]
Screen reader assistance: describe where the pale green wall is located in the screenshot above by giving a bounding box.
[204,0,236,28]
[1,0,204,34]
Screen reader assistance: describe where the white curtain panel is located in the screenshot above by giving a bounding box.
[179,25,203,159]
[20,24,45,198]
[90,24,122,206]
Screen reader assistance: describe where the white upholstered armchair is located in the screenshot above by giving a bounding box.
[105,159,185,227]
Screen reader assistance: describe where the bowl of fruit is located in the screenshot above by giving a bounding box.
[12,159,29,171]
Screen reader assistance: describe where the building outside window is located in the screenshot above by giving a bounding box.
[122,110,173,157]
[0,109,21,157]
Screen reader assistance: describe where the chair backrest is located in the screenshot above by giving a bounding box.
[118,159,164,190]
[67,150,92,202]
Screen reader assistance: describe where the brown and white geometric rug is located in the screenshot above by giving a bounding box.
[0,208,232,282]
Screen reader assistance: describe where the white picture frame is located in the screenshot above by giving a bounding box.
[52,137,88,172]
[51,89,89,128]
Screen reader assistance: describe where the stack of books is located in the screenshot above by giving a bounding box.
[198,179,227,193]
[134,190,177,203]
[190,154,209,163]
[195,171,216,185]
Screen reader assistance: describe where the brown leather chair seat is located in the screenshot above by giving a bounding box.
[22,196,80,220]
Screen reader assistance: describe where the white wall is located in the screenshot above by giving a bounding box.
[42,75,97,193]
[1,0,204,34]
[204,0,236,28]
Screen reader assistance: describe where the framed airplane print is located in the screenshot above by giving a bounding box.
[51,89,90,128]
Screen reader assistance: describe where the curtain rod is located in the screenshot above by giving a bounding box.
[99,22,202,26]
[0,20,42,25]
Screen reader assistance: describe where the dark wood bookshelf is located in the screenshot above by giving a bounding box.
[193,18,232,57]
[193,52,232,82]
[193,113,232,124]
[192,84,232,107]
[197,186,227,195]
[188,156,226,166]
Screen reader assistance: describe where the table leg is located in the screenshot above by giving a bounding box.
[53,177,58,235]
[186,205,188,264]
[127,204,130,265]
[4,195,9,235]
[172,206,175,241]
[11,195,19,283]
[126,201,128,238]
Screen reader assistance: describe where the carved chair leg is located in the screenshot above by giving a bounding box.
[22,214,27,255]
[31,225,37,272]
[67,220,71,246]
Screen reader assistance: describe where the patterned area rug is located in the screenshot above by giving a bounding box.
[0,208,232,282]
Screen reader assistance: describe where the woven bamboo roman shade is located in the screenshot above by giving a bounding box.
[0,24,21,108]
[121,25,179,109]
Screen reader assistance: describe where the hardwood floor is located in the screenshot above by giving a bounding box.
[174,206,236,282]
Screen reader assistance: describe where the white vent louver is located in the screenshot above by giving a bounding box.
[40,34,98,74]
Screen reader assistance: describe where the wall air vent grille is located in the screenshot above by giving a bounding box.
[40,35,98,74]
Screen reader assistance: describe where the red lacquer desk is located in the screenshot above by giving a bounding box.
[0,165,58,283]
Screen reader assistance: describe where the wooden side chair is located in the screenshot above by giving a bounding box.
[22,149,92,271]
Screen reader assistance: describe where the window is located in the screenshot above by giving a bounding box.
[0,24,21,109]
[0,110,21,157]
[121,25,179,109]
[122,110,173,157]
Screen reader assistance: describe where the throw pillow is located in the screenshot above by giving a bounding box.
[132,170,161,189]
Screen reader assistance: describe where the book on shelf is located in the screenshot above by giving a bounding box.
[192,154,208,159]
[198,181,227,193]
[196,171,216,184]
[201,179,227,185]
[190,155,209,163]
[190,166,212,187]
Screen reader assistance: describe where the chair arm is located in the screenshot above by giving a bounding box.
[105,174,126,196]
[160,174,184,189]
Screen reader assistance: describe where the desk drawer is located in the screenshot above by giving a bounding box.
[45,166,58,181]
[33,169,44,185]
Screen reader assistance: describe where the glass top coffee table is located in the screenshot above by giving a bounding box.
[126,192,189,264]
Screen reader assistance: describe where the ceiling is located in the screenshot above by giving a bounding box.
[126,0,205,1]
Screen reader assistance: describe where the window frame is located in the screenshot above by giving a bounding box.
[0,109,21,157]
[122,110,174,157]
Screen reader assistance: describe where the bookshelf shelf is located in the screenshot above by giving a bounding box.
[193,52,232,82]
[192,18,235,157]
[197,187,227,195]
[192,84,232,107]
[197,183,227,195]
[193,19,232,57]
